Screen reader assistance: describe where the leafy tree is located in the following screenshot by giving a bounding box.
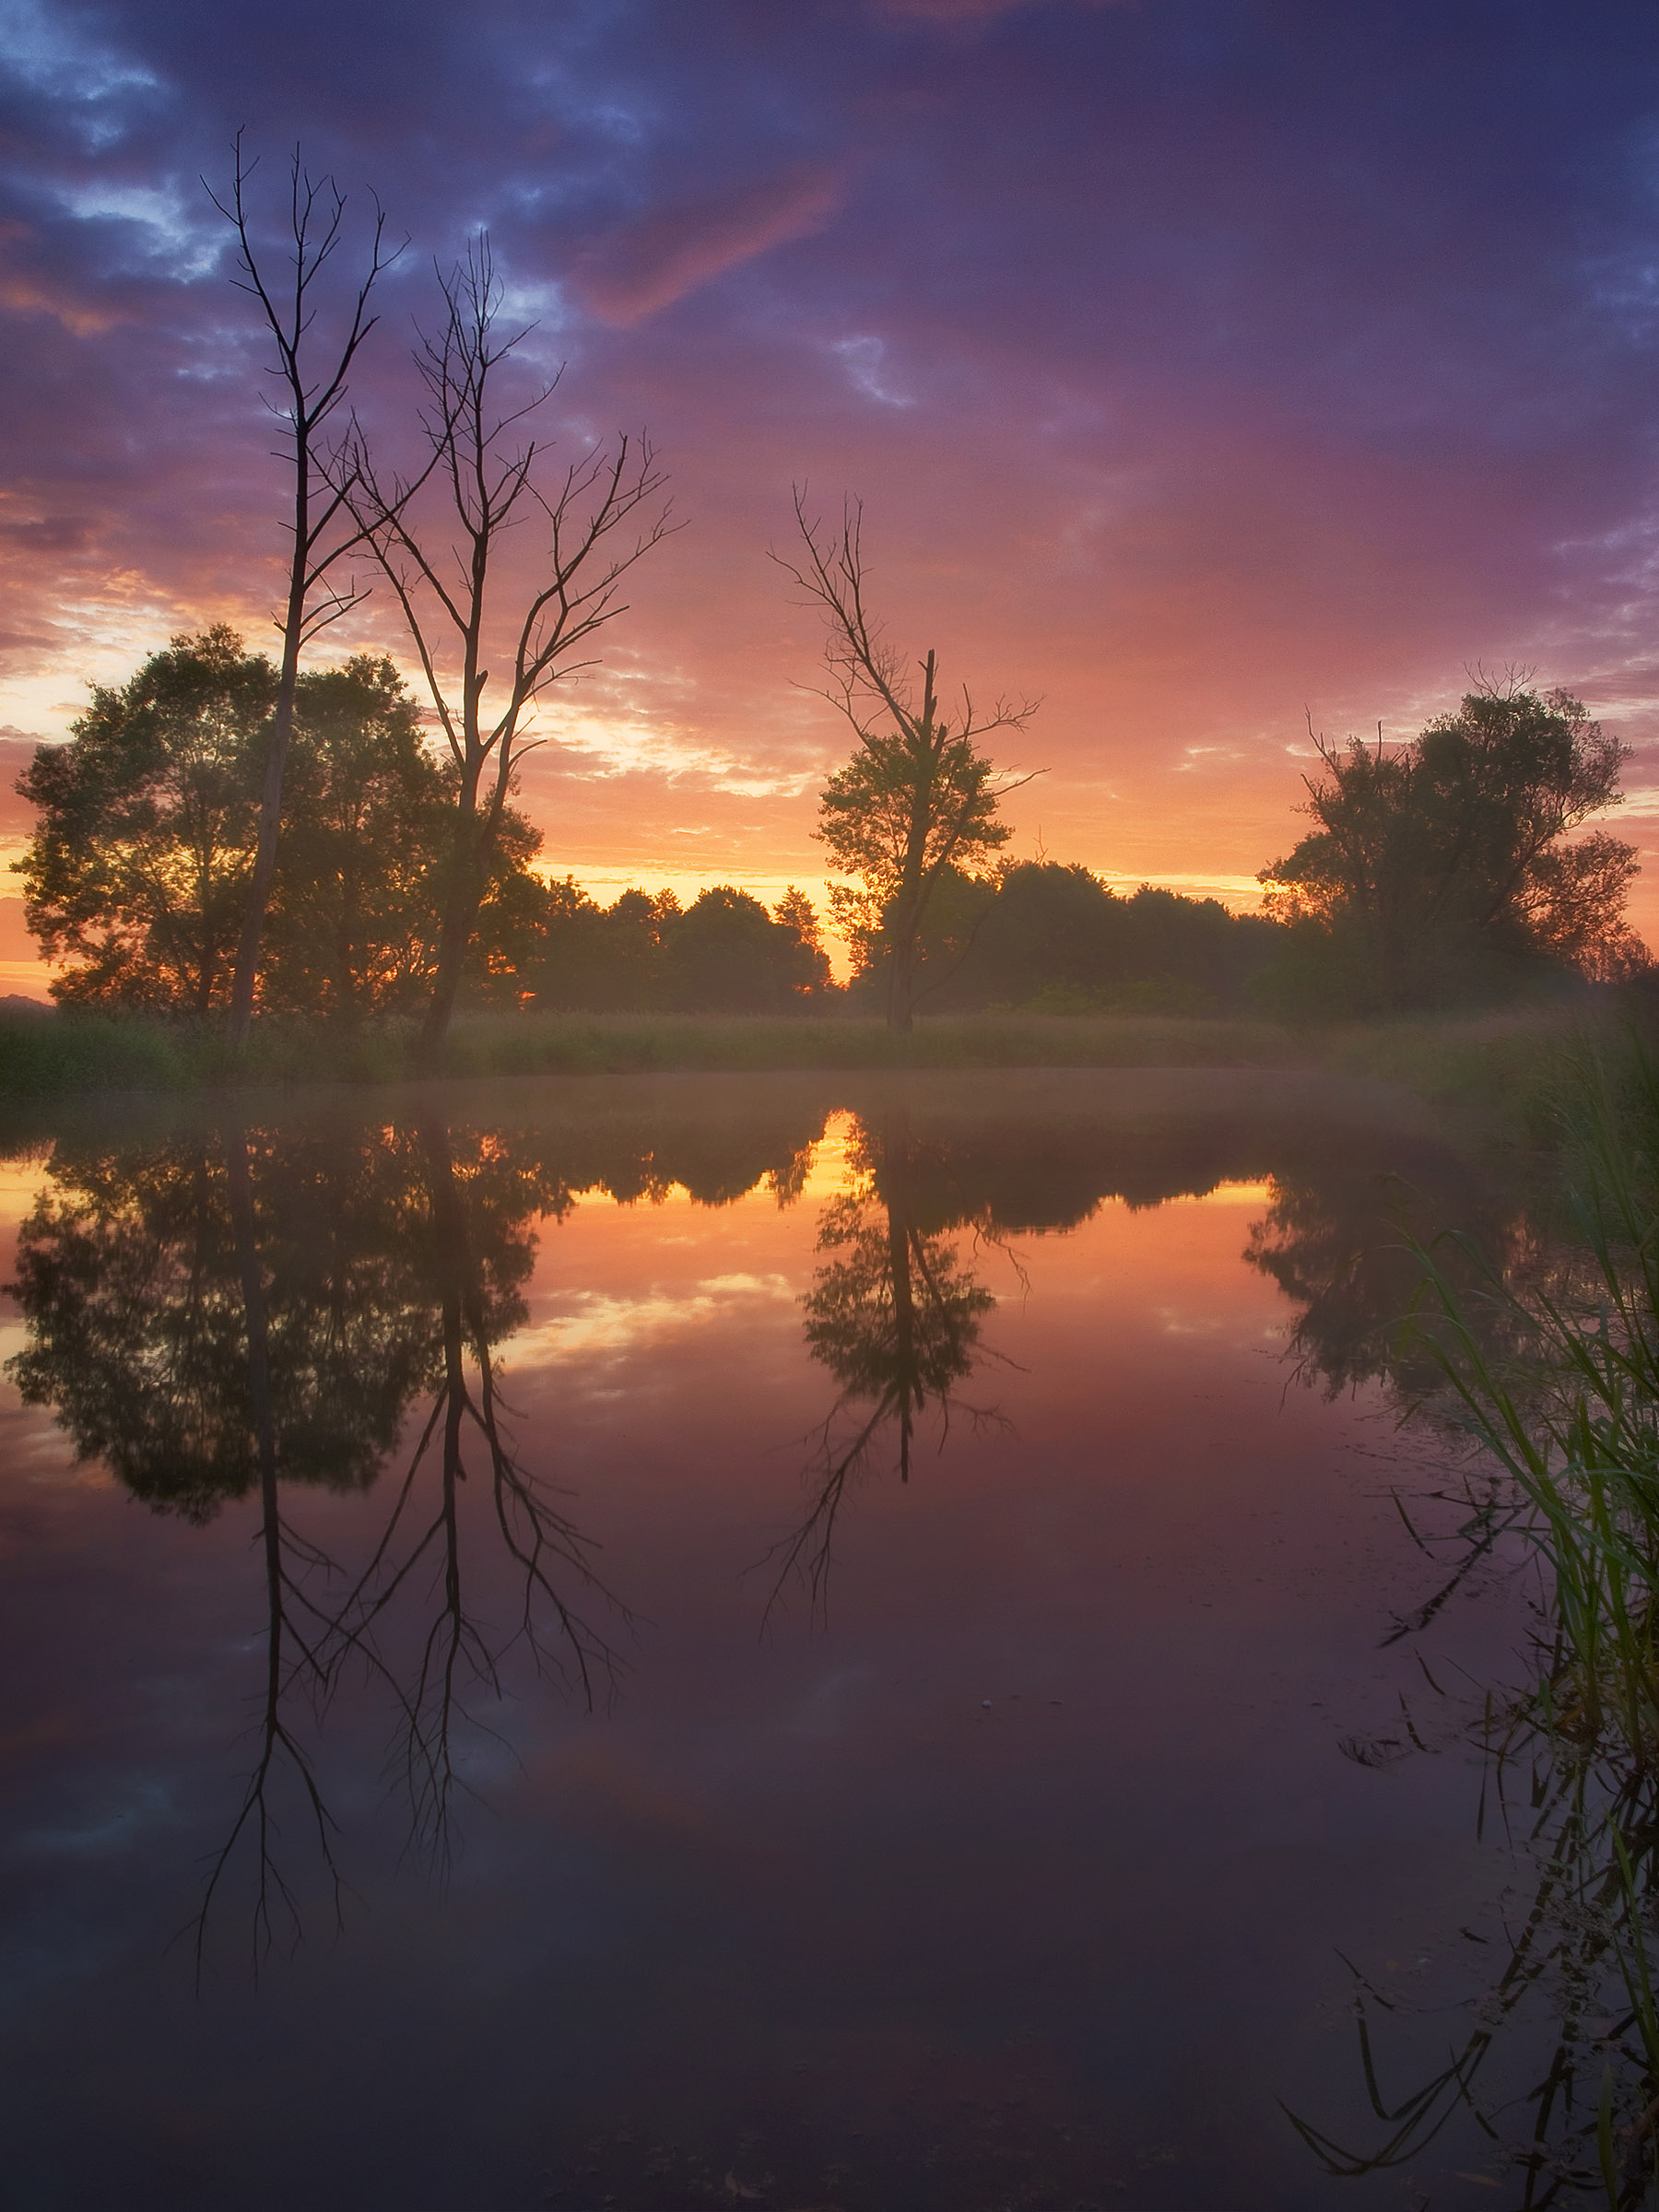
[1259,680,1646,1012]
[527,881,677,1011]
[17,626,274,1013]
[262,655,445,1018]
[462,800,554,1008]
[779,493,1037,1031]
[17,634,550,1019]
[660,883,831,1012]
[772,886,834,1001]
[863,861,1282,1016]
[527,881,830,1012]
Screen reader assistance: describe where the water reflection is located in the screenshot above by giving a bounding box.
[1285,1580,1659,2201]
[774,1094,1424,1610]
[4,1095,830,1955]
[9,1078,1520,1959]
[1253,1149,1659,2199]
[8,1123,435,1515]
[774,1109,1006,1611]
[2,1069,1581,2206]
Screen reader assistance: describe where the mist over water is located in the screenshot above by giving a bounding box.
[0,1071,1578,2207]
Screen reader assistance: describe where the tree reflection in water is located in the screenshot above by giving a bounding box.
[771,1108,1009,1614]
[323,1112,620,1876]
[772,1090,1368,1617]
[3,1096,826,1965]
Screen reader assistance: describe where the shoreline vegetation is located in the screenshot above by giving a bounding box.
[0,994,1641,1135]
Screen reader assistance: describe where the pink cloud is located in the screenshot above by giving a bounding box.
[573,166,845,326]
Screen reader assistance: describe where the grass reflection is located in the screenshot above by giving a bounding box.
[1273,1041,1659,2204]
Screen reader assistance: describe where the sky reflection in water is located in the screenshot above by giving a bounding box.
[0,1072,1567,2208]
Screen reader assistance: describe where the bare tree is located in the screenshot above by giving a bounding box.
[208,139,400,1052]
[193,1126,344,1978]
[321,1113,623,1870]
[777,492,1039,1031]
[336,241,673,1068]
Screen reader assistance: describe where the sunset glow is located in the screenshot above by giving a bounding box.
[5,0,1659,997]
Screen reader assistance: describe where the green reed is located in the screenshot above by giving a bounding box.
[1408,1039,1659,1759]
[1387,1036,1659,2201]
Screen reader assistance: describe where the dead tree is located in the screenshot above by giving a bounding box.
[336,240,673,1069]
[209,139,399,1052]
[777,492,1038,1031]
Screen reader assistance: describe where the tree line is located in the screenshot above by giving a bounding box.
[17,631,1645,1025]
[7,150,1648,1036]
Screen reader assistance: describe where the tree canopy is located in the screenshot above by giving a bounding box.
[528,879,831,1014]
[1259,681,1644,1011]
[18,625,274,1013]
[15,629,547,1018]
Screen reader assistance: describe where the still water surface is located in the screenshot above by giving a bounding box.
[0,1071,1571,2208]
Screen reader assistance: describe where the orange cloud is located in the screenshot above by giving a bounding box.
[573,165,844,326]
[0,276,121,338]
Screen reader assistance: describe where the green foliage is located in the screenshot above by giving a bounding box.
[1260,681,1646,1013]
[891,862,1283,1015]
[15,631,549,1022]
[529,880,831,1014]
[263,655,447,1019]
[18,625,274,1014]
[1407,1043,1659,1751]
[818,707,1015,1030]
[784,500,1033,1030]
[661,884,830,1011]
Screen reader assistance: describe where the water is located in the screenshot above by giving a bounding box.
[0,1069,1587,2208]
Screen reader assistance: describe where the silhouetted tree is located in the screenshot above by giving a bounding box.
[918,863,1283,1014]
[335,239,671,1066]
[17,627,274,1014]
[779,492,1037,1031]
[660,883,830,1012]
[262,655,443,1018]
[209,141,397,1051]
[1260,679,1645,1012]
[771,885,834,1001]
[16,637,549,1018]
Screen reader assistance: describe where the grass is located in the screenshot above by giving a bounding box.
[1391,1039,1659,2203]
[0,994,1616,1128]
[1410,1042,1659,1756]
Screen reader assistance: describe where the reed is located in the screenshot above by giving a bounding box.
[1408,1039,1659,1757]
[1394,1037,1659,2201]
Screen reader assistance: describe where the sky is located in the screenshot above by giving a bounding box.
[4,0,1659,987]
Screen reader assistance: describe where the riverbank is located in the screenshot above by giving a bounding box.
[0,997,1622,1141]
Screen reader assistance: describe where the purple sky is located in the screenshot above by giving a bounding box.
[4,0,1659,967]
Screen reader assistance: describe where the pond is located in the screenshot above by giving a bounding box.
[0,1068,1600,2209]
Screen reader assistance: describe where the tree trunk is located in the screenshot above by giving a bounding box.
[884,1113,915,1479]
[228,500,308,1053]
[415,777,488,1075]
